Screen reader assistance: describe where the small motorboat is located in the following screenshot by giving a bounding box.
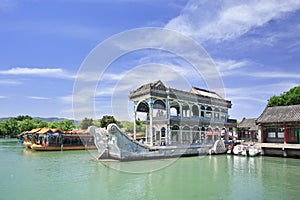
[248,146,261,156]
[233,144,244,155]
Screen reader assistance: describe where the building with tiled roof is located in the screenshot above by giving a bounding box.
[256,105,300,144]
[129,80,237,146]
[237,118,259,141]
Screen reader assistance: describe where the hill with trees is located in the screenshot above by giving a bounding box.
[268,86,300,107]
[0,115,75,137]
[0,115,122,138]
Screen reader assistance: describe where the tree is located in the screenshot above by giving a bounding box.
[1,118,19,137]
[14,115,33,121]
[80,117,94,129]
[33,119,48,128]
[48,120,75,131]
[18,119,35,133]
[48,121,59,129]
[268,86,300,107]
[99,115,117,128]
[58,120,75,131]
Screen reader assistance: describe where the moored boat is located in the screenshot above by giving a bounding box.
[232,143,261,156]
[19,128,96,151]
[248,145,261,156]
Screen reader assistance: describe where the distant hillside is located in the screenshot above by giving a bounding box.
[0,117,74,123]
[34,117,70,123]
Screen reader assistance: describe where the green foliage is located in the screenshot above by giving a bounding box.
[80,117,94,129]
[48,120,75,131]
[119,120,146,134]
[0,118,19,136]
[93,120,101,127]
[58,120,75,131]
[0,116,76,137]
[100,115,117,128]
[268,86,300,107]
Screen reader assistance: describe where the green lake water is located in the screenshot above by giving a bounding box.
[1,139,300,200]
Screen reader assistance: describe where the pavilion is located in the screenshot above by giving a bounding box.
[129,80,237,146]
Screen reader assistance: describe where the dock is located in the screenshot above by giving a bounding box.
[257,143,300,158]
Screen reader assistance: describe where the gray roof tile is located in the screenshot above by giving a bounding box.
[256,105,300,124]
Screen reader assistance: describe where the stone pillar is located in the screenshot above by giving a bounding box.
[166,98,170,119]
[145,123,148,143]
[149,100,154,146]
[179,102,183,119]
[133,111,137,140]
[167,125,171,145]
[190,127,193,144]
[179,126,183,144]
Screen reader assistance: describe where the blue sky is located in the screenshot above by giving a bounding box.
[0,0,300,121]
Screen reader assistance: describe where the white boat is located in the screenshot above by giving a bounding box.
[248,146,261,156]
[232,144,261,156]
[233,144,243,155]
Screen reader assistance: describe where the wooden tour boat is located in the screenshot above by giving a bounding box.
[19,127,95,151]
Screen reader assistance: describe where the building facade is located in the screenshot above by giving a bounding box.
[129,80,237,146]
[256,105,300,144]
[237,118,259,142]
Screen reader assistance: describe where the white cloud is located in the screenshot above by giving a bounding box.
[0,79,22,85]
[0,96,8,99]
[27,96,49,100]
[166,0,300,42]
[0,67,75,79]
[215,59,251,77]
[249,71,300,79]
[213,58,300,79]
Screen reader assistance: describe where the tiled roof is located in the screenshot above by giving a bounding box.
[28,128,41,134]
[190,87,223,100]
[256,105,300,124]
[238,118,258,130]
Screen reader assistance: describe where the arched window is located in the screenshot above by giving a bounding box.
[182,103,190,117]
[214,108,220,119]
[153,99,166,118]
[200,106,205,117]
[170,101,180,117]
[192,105,199,117]
[206,107,212,118]
[192,126,200,143]
[182,126,190,144]
[171,125,180,144]
[136,101,149,113]
[153,99,166,110]
[161,127,166,138]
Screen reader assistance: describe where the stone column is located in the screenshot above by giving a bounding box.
[179,126,183,144]
[145,123,148,143]
[149,100,154,146]
[133,111,137,140]
[167,125,171,145]
[190,127,193,144]
[179,102,183,119]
